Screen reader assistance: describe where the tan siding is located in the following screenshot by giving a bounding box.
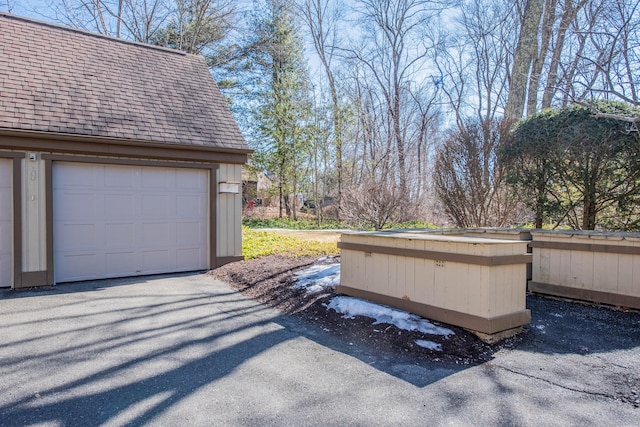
[339,232,531,335]
[0,158,12,286]
[530,231,640,307]
[216,164,242,258]
[22,158,46,272]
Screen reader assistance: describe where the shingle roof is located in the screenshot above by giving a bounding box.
[0,13,250,152]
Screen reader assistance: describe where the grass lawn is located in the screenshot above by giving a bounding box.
[242,227,340,260]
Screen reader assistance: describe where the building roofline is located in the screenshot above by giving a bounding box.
[0,12,188,57]
[0,128,253,155]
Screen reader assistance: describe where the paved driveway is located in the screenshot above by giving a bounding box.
[1,274,638,426]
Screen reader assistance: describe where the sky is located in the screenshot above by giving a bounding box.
[1,0,443,92]
[0,0,331,82]
[1,0,50,17]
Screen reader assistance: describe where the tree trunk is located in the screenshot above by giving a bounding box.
[278,179,284,218]
[541,0,585,109]
[393,77,407,195]
[284,194,292,217]
[526,0,556,116]
[299,0,343,221]
[505,0,545,120]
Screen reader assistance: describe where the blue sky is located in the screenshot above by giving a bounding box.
[1,0,51,17]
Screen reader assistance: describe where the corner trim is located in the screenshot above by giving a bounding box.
[45,159,54,285]
[337,242,532,266]
[12,157,22,288]
[529,281,640,310]
[215,256,244,268]
[210,167,219,270]
[336,285,531,334]
[529,240,640,255]
[17,271,48,288]
[0,152,24,288]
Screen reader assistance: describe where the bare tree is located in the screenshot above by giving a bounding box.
[341,175,408,230]
[49,0,169,41]
[440,0,516,125]
[151,0,236,55]
[504,0,545,120]
[575,0,640,105]
[349,0,443,196]
[296,0,346,219]
[434,119,520,227]
[536,0,588,110]
[407,82,441,196]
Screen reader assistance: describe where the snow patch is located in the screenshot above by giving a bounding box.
[326,296,454,336]
[294,263,340,293]
[415,340,442,351]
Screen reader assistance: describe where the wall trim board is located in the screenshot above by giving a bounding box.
[16,271,48,289]
[529,240,640,255]
[0,132,249,164]
[336,285,531,335]
[338,241,532,266]
[529,281,640,310]
[215,256,244,268]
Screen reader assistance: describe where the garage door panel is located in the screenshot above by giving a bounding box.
[55,163,98,188]
[142,222,170,244]
[0,159,11,287]
[0,190,11,221]
[0,255,11,287]
[142,250,170,272]
[142,168,170,189]
[176,195,206,218]
[104,167,135,188]
[105,252,137,276]
[57,253,100,282]
[177,169,207,190]
[177,248,206,270]
[54,163,208,283]
[177,222,203,244]
[105,194,134,218]
[57,193,97,220]
[57,224,97,249]
[142,194,169,218]
[105,223,135,247]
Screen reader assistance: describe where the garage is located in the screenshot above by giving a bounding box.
[53,162,209,283]
[2,14,251,288]
[0,158,11,287]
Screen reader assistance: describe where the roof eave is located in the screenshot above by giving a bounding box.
[0,128,253,164]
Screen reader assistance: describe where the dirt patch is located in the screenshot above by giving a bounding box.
[210,254,522,365]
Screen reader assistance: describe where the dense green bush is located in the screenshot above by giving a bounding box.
[502,101,640,231]
[242,216,436,231]
[242,217,344,230]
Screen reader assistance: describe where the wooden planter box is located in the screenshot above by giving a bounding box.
[338,231,532,338]
[530,230,640,309]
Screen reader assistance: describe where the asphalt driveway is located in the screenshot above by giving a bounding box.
[1,273,638,426]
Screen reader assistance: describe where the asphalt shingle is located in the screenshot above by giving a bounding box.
[0,13,250,152]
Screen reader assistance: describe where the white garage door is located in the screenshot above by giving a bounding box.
[0,159,12,287]
[53,162,209,283]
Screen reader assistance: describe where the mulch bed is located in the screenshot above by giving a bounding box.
[209,254,523,365]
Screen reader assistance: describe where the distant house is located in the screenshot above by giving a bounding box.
[242,168,276,207]
[0,13,251,289]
